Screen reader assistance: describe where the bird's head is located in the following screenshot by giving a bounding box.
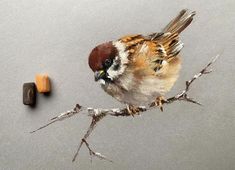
[88,41,129,84]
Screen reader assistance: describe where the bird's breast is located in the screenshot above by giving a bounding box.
[102,72,167,106]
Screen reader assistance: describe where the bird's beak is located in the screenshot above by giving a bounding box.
[94,70,106,81]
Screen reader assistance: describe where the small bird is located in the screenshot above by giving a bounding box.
[88,9,195,114]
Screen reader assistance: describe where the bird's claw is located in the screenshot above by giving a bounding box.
[126,104,140,116]
[150,96,166,112]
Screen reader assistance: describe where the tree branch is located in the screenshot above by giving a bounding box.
[30,55,219,163]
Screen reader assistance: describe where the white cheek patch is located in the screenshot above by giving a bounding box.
[98,79,106,85]
[114,41,129,65]
[106,41,129,80]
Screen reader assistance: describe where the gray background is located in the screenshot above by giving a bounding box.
[0,0,235,170]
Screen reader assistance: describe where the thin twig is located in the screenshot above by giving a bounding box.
[30,55,219,163]
[82,139,113,163]
[72,113,107,162]
[30,104,82,133]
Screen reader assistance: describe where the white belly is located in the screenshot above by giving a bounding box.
[118,77,166,105]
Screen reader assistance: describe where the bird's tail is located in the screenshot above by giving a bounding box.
[163,9,196,34]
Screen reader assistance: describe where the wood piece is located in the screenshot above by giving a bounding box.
[35,74,51,93]
[23,82,36,105]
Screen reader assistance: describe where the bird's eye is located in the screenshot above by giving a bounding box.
[104,58,113,68]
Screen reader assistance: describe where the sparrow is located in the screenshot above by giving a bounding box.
[88,9,195,114]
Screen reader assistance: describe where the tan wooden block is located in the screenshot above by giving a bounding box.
[35,74,51,93]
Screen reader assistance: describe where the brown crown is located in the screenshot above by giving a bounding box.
[88,42,117,72]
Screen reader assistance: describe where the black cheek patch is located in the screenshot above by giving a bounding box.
[113,63,120,70]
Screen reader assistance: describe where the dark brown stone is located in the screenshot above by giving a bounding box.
[23,82,36,106]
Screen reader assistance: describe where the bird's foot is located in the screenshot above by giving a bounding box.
[150,96,166,111]
[126,104,140,117]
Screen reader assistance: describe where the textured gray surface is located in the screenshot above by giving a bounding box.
[0,0,235,170]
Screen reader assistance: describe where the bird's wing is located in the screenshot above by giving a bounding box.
[146,33,183,72]
[117,33,182,74]
[118,34,145,52]
[146,9,195,72]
